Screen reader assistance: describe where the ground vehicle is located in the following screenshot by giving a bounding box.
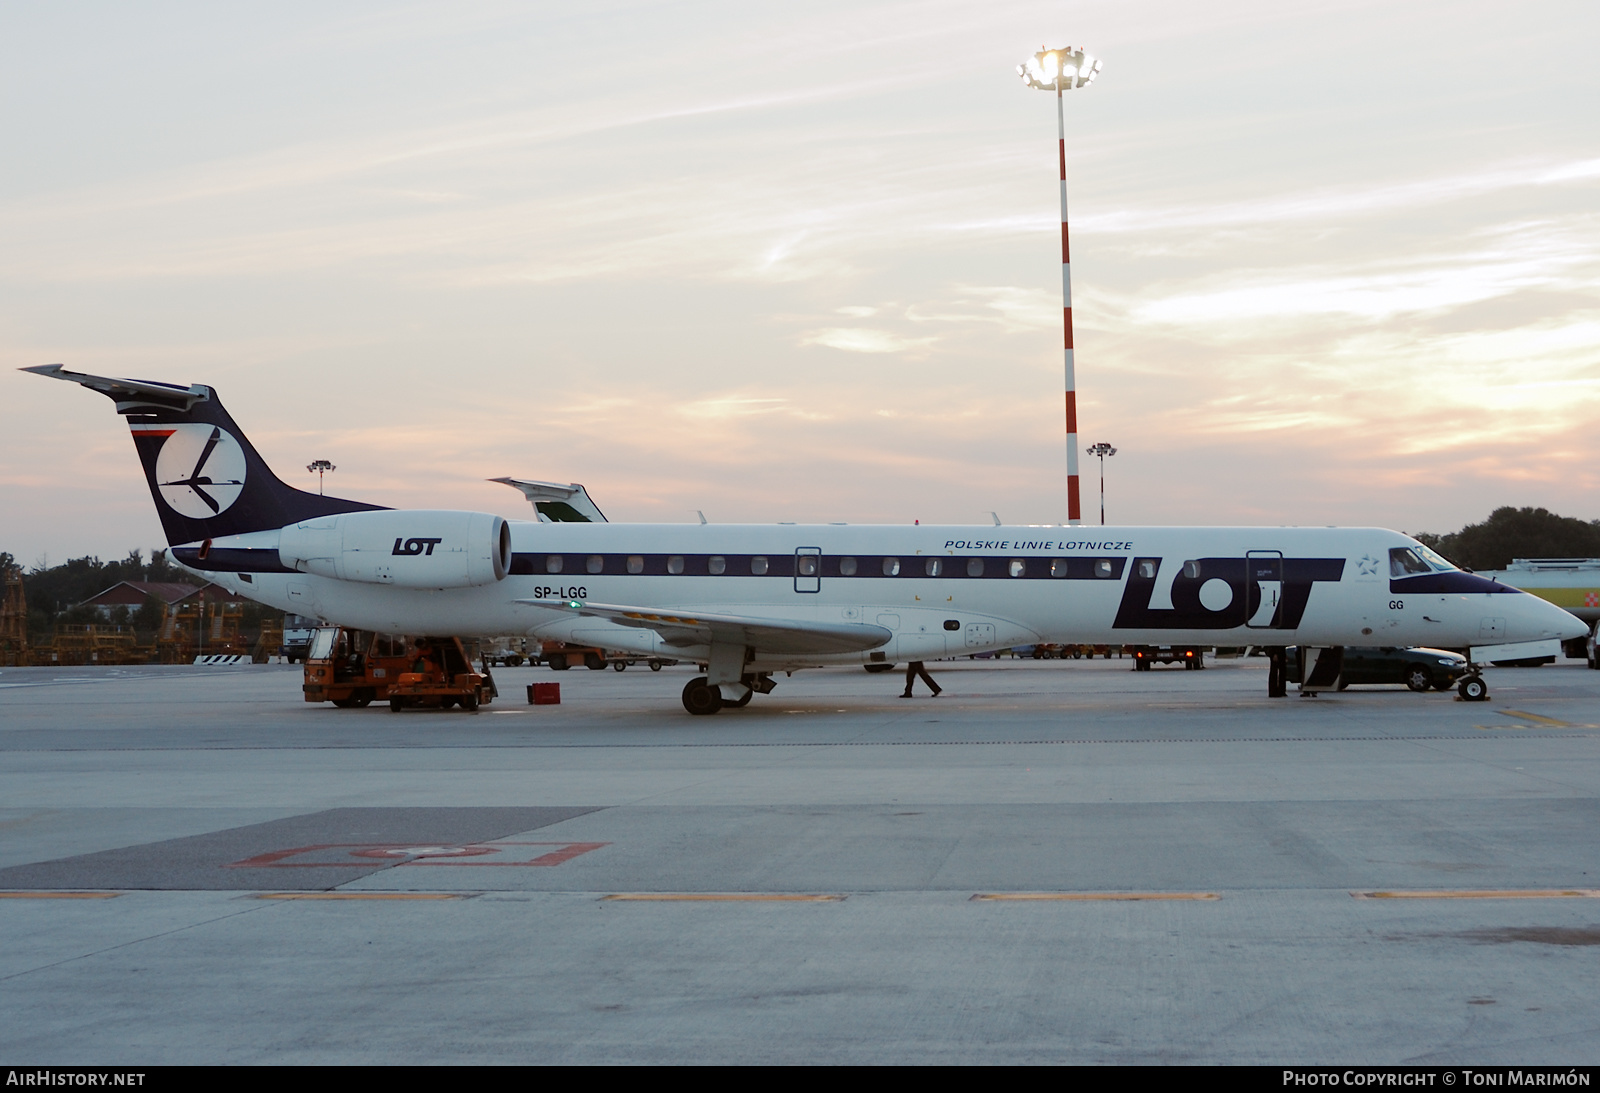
[480,636,533,667]
[1132,645,1205,671]
[538,640,614,671]
[280,614,318,662]
[1287,645,1470,692]
[301,627,493,711]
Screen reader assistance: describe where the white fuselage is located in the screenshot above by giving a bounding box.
[194,521,1585,669]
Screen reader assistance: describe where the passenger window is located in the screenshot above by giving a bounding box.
[1050,559,1068,578]
[1137,560,1156,579]
[626,555,644,574]
[797,555,818,577]
[545,555,563,574]
[1389,548,1431,577]
[1182,560,1201,579]
[708,555,727,575]
[925,558,942,577]
[838,556,858,576]
[586,555,604,574]
[882,557,901,577]
[1009,559,1026,577]
[750,556,768,575]
[1095,559,1115,578]
[667,555,685,575]
[943,619,960,631]
[967,558,985,577]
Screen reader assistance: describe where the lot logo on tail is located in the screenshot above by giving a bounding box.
[142,422,247,519]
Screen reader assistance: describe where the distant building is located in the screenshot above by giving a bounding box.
[76,581,237,618]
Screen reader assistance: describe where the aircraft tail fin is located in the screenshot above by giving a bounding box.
[24,364,386,546]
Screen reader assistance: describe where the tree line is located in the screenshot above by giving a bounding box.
[1414,507,1600,572]
[0,548,274,643]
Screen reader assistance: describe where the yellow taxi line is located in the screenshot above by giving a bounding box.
[1353,889,1600,900]
[601,893,845,902]
[1498,709,1572,727]
[253,892,464,901]
[971,892,1220,902]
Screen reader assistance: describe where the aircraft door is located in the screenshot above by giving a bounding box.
[794,547,821,593]
[1247,551,1284,629]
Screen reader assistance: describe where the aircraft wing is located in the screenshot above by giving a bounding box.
[515,599,893,655]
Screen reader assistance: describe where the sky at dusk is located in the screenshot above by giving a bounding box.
[3,0,1597,565]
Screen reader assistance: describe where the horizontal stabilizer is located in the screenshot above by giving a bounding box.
[22,363,211,412]
[489,477,608,523]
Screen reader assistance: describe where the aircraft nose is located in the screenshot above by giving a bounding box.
[1513,592,1587,642]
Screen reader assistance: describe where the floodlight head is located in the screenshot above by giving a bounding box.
[1018,46,1100,91]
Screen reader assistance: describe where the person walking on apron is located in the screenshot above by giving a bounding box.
[901,661,941,698]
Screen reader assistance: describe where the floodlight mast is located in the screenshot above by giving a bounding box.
[1018,46,1100,525]
[306,459,336,496]
[1086,441,1116,526]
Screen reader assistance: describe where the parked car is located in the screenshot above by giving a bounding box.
[1286,646,1470,691]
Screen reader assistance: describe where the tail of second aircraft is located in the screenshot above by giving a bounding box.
[24,364,386,547]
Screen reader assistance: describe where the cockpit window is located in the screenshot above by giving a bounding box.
[1390,547,1434,577]
[1413,544,1456,572]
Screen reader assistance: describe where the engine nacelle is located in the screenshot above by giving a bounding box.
[279,510,510,588]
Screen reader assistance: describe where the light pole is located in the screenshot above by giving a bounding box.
[1018,46,1100,525]
[1086,441,1116,525]
[306,459,335,496]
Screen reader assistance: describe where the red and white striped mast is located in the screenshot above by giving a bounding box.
[1019,46,1100,525]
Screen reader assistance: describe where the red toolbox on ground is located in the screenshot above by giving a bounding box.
[528,682,561,705]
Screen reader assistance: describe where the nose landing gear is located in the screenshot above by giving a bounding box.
[1457,674,1489,702]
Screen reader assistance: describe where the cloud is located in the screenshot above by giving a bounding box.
[799,328,939,354]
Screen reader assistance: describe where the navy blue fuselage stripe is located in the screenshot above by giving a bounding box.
[1390,571,1522,595]
[510,553,1131,579]
[171,546,296,573]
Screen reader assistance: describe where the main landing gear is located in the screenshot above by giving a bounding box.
[681,674,774,715]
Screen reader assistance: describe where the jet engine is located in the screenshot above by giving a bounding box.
[278,510,510,589]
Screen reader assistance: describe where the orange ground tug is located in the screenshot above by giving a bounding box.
[302,628,495,712]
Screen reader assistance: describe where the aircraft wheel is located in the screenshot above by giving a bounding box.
[728,688,753,709]
[681,676,722,716]
[1458,677,1489,702]
[1405,666,1432,693]
[613,660,627,672]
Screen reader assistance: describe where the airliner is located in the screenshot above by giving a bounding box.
[25,364,1585,713]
